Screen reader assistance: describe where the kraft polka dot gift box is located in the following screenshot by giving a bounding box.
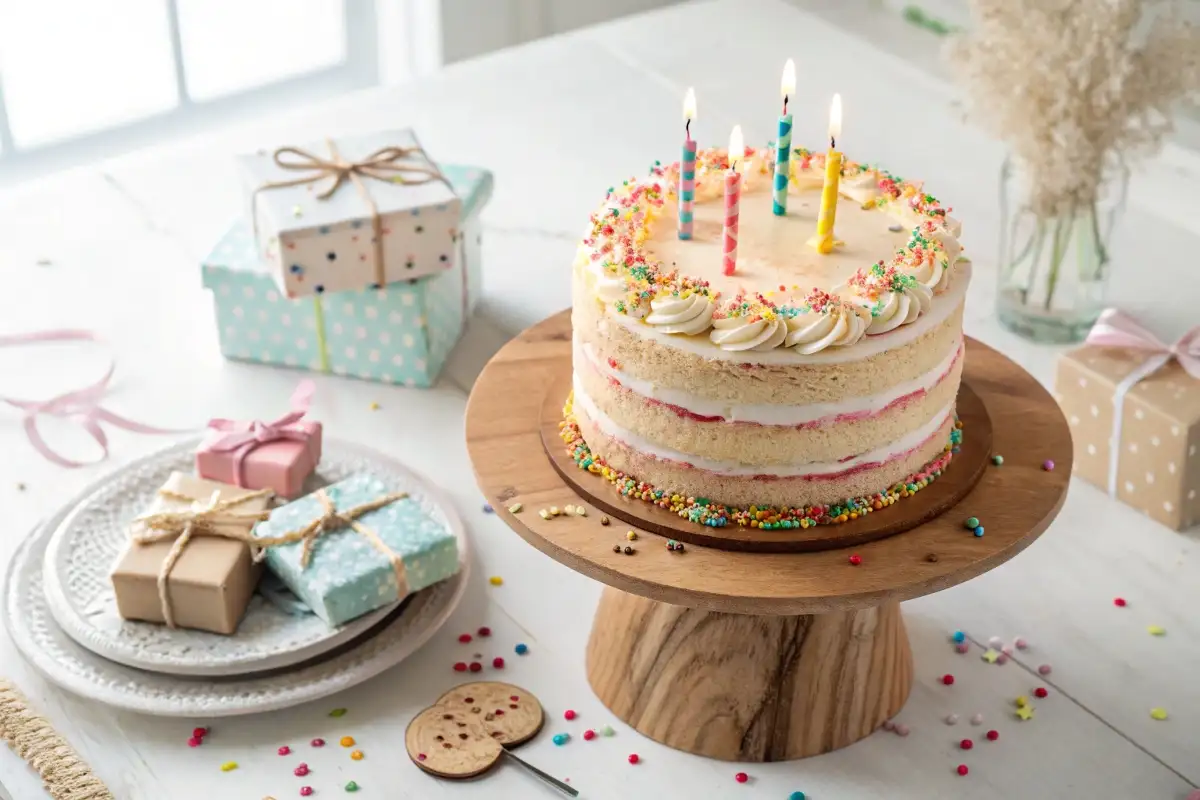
[202,163,490,387]
[238,129,462,298]
[252,472,459,627]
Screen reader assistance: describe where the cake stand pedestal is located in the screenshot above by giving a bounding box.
[465,310,1071,762]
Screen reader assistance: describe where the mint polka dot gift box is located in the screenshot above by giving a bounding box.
[253,473,459,627]
[202,163,491,387]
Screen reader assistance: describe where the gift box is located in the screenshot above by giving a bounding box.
[239,129,461,297]
[1055,316,1199,530]
[253,473,459,627]
[202,163,490,387]
[195,381,322,498]
[110,472,272,634]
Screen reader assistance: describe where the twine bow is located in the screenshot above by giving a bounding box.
[1083,308,1200,495]
[201,380,317,487]
[256,138,447,288]
[254,489,411,598]
[132,487,274,629]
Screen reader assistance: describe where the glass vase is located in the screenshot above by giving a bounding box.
[995,155,1128,343]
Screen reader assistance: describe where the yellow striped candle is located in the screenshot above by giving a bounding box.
[811,94,843,254]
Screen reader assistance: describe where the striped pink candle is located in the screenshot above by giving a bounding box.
[722,125,745,276]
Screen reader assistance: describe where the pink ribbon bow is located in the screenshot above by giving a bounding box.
[1085,308,1200,378]
[202,380,317,487]
[0,330,187,468]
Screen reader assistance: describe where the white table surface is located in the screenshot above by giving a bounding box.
[1,1,1198,798]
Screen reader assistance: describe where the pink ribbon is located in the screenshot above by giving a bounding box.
[0,330,188,468]
[1085,308,1200,378]
[201,380,317,487]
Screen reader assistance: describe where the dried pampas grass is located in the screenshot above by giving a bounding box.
[947,0,1200,217]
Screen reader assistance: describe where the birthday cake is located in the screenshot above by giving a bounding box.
[565,140,970,529]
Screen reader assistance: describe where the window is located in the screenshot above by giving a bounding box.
[0,0,380,182]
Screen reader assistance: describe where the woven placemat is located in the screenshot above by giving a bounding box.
[0,681,113,799]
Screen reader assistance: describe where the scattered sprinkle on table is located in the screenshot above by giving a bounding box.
[340,736,355,747]
[1034,687,1049,698]
[941,674,955,685]
[623,546,634,555]
[789,793,807,800]
[970,713,984,725]
[311,738,325,747]
[1038,664,1052,675]
[1114,597,1127,607]
[549,507,560,516]
[1150,707,1168,721]
[300,786,313,796]
[482,503,494,513]
[956,765,969,776]
[982,648,1001,664]
[564,709,577,721]
[601,725,615,737]
[583,729,596,741]
[1042,459,1055,471]
[539,509,551,520]
[187,736,202,747]
[627,754,640,764]
[612,544,621,553]
[493,657,505,669]
[951,631,966,643]
[508,502,523,514]
[345,781,359,792]
[926,552,939,562]
[944,714,959,725]
[574,506,587,516]
[1014,637,1028,650]
[220,762,237,772]
[882,720,894,731]
[600,516,610,526]
[1015,696,1029,708]
[986,729,999,741]
[894,723,910,737]
[515,643,529,655]
[848,554,862,566]
[965,517,980,530]
[960,738,973,750]
[565,504,576,515]
[458,633,472,643]
[973,527,985,537]
[329,708,347,718]
[368,401,380,411]
[955,642,969,654]
[478,626,492,637]
[278,746,291,755]
[193,727,208,738]
[1016,706,1035,721]
[489,576,504,586]
[453,661,467,672]
[991,454,1004,465]
[734,772,748,783]
[1148,625,1166,636]
[295,764,309,776]
[626,530,638,541]
[553,733,570,746]
[469,662,482,672]
[351,750,363,760]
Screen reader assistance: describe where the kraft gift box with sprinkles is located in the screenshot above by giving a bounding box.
[252,473,459,627]
[238,129,461,298]
[202,163,490,387]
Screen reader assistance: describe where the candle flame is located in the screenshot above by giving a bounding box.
[829,93,842,144]
[781,59,796,99]
[683,87,696,121]
[728,125,745,169]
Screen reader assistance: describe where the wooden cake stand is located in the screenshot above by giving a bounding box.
[465,310,1071,762]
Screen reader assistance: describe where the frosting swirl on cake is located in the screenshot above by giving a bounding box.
[645,292,716,335]
[784,290,870,354]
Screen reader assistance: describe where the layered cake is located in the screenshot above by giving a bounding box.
[565,144,969,528]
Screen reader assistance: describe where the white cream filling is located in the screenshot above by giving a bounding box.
[576,337,962,426]
[586,261,971,365]
[573,374,955,477]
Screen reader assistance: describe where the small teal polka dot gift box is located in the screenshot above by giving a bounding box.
[254,473,459,627]
[202,163,491,387]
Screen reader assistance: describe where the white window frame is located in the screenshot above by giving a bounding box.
[0,0,379,183]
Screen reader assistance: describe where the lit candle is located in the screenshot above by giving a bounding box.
[679,88,697,240]
[773,59,795,216]
[811,94,843,254]
[722,125,744,277]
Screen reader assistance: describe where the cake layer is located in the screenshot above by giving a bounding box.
[574,395,956,508]
[574,337,963,466]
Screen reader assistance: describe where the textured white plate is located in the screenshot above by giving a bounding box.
[39,438,452,677]
[7,442,469,717]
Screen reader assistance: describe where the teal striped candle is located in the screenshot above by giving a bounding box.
[773,114,792,216]
[679,138,696,239]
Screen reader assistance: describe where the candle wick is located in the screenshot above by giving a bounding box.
[782,96,788,116]
[830,136,836,150]
[686,118,691,139]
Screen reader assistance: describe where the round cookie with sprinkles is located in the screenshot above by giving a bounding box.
[406,704,501,778]
[570,142,969,525]
[435,682,544,747]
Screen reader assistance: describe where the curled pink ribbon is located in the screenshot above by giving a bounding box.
[1085,308,1200,378]
[0,330,188,468]
[201,380,317,487]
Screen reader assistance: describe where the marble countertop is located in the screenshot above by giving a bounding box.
[0,1,1196,797]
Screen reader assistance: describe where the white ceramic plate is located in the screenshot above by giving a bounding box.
[41,437,459,677]
[8,441,469,717]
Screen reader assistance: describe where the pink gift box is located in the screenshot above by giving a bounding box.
[195,381,322,498]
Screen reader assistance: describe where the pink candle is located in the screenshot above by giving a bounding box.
[722,125,745,277]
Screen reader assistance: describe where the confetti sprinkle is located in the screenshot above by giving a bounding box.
[1016,706,1035,721]
[600,516,610,526]
[973,527,985,537]
[1014,637,1028,650]
[970,713,984,725]
[300,787,314,796]
[278,746,292,755]
[626,530,638,541]
[295,764,310,777]
[1113,597,1127,607]
[612,544,622,553]
[553,733,570,746]
[539,509,551,520]
[627,754,640,764]
[469,662,482,673]
[453,662,467,672]
[789,792,807,800]
[623,546,634,555]
[959,738,973,750]
[951,631,966,643]
[1034,687,1048,698]
[882,720,895,731]
[1042,459,1055,471]
[492,657,505,669]
[991,454,1004,465]
[1038,664,1052,675]
[351,750,363,760]
[601,725,615,737]
[458,633,472,644]
[944,714,959,725]
[482,503,494,513]
[1015,696,1029,708]
[987,635,1002,648]
[955,642,969,654]
[478,626,492,637]
[941,674,955,685]
[583,729,596,741]
[515,643,529,655]
[15,483,26,492]
[986,729,999,741]
[1150,707,1168,721]
[564,710,577,721]
[965,517,980,530]
[565,504,576,515]
[926,552,939,562]
[508,503,523,513]
[894,723,911,737]
[1148,625,1166,636]
[292,205,303,218]
[187,737,202,747]
[849,554,863,566]
[193,727,208,739]
[369,402,380,411]
[734,772,749,783]
[329,708,347,718]
[1001,645,1014,656]
[345,781,359,792]
[575,506,587,516]
[956,765,969,776]
[340,736,355,748]
[489,576,504,586]
[220,762,237,772]
[311,738,325,747]
[982,649,1001,664]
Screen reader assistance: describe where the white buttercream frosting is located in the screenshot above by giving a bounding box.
[859,281,933,335]
[645,293,715,335]
[709,315,790,352]
[784,303,870,354]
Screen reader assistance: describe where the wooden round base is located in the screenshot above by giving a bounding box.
[586,586,911,761]
[542,374,993,553]
[466,309,1071,762]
